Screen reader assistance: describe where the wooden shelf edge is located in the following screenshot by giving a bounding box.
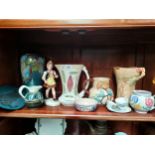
[1,19,155,29]
[0,111,155,122]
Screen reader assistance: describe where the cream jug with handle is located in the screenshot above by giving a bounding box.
[18,85,43,108]
[55,64,90,106]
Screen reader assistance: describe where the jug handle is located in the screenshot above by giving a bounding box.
[18,85,30,100]
[78,66,90,98]
[136,68,145,81]
[151,95,155,111]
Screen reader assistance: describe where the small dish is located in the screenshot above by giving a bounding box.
[75,98,98,112]
[106,101,131,113]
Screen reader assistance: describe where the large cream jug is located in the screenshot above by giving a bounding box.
[55,64,90,106]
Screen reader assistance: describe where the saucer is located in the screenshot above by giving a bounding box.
[106,101,131,113]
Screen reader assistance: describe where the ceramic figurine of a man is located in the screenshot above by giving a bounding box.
[42,60,60,106]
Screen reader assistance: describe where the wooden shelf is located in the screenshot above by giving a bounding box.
[1,19,155,29]
[0,105,155,122]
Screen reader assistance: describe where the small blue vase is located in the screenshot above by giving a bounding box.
[20,54,45,86]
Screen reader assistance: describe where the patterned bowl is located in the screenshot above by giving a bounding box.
[75,98,98,112]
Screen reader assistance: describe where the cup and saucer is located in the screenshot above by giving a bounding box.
[106,97,132,113]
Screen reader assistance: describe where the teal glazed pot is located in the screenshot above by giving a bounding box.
[20,54,45,86]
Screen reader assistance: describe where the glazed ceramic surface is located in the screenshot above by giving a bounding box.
[75,98,98,112]
[20,54,45,86]
[45,98,60,107]
[115,97,129,107]
[18,85,44,108]
[106,101,131,113]
[0,85,25,110]
[55,64,90,106]
[130,90,155,113]
[89,77,113,105]
[114,132,128,135]
[35,118,66,135]
[114,67,145,98]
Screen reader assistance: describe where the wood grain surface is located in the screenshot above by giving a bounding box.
[1,19,155,28]
[0,105,155,122]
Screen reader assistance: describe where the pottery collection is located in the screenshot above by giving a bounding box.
[18,54,155,114]
[0,52,153,115]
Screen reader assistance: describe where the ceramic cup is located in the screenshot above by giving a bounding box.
[115,97,129,109]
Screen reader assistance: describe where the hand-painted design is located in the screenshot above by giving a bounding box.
[94,89,108,103]
[131,95,138,103]
[143,106,151,111]
[21,54,44,86]
[67,75,73,92]
[145,98,153,107]
[134,104,141,110]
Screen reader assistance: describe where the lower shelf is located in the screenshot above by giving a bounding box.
[0,105,155,122]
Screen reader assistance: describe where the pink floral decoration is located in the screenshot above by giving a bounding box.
[67,75,73,92]
[145,98,153,107]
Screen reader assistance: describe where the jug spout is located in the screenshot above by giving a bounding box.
[29,85,42,93]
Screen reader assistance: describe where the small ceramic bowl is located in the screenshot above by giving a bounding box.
[115,97,129,108]
[75,98,98,112]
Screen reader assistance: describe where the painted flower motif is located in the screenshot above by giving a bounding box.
[67,75,73,92]
[145,98,153,107]
[131,95,138,103]
[134,104,142,110]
